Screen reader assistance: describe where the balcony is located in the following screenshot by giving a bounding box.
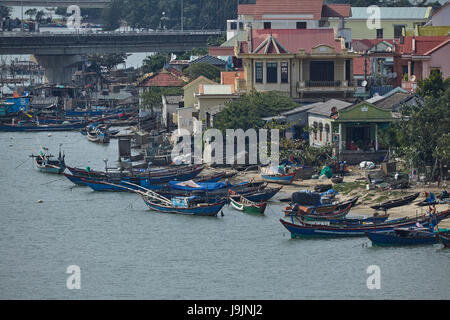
[297,80,356,92]
[401,80,417,93]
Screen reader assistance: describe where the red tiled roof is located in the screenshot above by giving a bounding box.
[396,36,450,55]
[240,29,342,54]
[139,70,186,87]
[167,67,184,78]
[238,0,324,20]
[322,4,351,18]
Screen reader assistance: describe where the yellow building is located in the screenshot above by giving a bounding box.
[330,7,432,40]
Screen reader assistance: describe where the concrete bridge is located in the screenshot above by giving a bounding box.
[0,0,110,8]
[0,30,224,83]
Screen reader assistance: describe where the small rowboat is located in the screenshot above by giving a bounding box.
[261,172,295,185]
[285,204,352,221]
[371,193,420,210]
[30,148,66,174]
[142,196,226,216]
[229,190,267,214]
[366,227,450,246]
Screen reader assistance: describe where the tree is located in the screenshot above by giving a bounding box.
[88,53,129,73]
[25,8,37,21]
[183,63,221,82]
[142,53,169,74]
[101,0,123,30]
[141,86,183,114]
[175,48,208,61]
[35,10,46,23]
[214,90,299,132]
[380,72,450,179]
[0,6,11,21]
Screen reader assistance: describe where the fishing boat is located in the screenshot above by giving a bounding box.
[284,197,358,217]
[285,204,352,221]
[229,190,267,214]
[261,172,295,185]
[87,124,110,143]
[280,209,450,238]
[30,148,66,174]
[366,227,450,246]
[327,214,390,226]
[438,232,450,248]
[142,194,226,216]
[0,120,88,132]
[371,193,420,210]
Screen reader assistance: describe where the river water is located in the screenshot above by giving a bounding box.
[0,131,449,300]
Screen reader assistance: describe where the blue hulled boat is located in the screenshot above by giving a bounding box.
[0,121,88,132]
[280,210,450,239]
[438,232,450,248]
[142,196,226,216]
[366,227,450,246]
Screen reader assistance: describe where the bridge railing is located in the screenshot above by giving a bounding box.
[0,29,224,37]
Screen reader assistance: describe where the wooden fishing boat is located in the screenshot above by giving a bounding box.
[261,172,295,185]
[327,214,390,226]
[438,232,450,248]
[280,209,450,239]
[87,125,110,144]
[366,228,450,246]
[286,204,352,221]
[30,149,66,174]
[229,190,267,214]
[371,193,420,210]
[284,197,358,217]
[0,121,88,132]
[142,195,226,216]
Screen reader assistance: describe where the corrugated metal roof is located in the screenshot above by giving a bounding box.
[307,99,353,117]
[349,7,431,20]
[239,0,324,20]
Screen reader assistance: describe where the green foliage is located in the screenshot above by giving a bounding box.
[381,72,450,177]
[101,0,238,31]
[207,34,227,46]
[88,54,129,73]
[0,6,11,20]
[142,53,169,74]
[214,90,299,132]
[25,8,37,20]
[175,48,208,61]
[183,63,221,82]
[278,139,332,167]
[416,70,450,98]
[141,86,183,113]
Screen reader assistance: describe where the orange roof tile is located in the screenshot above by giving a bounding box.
[396,36,450,55]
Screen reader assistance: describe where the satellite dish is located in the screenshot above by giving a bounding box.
[362,80,368,87]
[392,72,397,79]
[410,75,416,82]
[386,47,392,52]
[387,72,393,79]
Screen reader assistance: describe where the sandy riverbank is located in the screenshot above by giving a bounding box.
[204,165,450,228]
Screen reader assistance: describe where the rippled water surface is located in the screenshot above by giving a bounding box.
[0,132,449,300]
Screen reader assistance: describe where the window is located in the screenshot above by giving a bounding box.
[394,25,405,38]
[263,22,271,29]
[229,22,237,30]
[376,28,383,39]
[255,62,263,83]
[266,62,278,83]
[239,22,244,30]
[281,62,289,83]
[319,20,329,28]
[296,22,306,29]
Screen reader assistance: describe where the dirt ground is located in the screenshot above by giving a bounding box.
[205,165,450,228]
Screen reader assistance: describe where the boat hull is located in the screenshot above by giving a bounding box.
[143,198,226,216]
[366,231,440,246]
[261,173,295,185]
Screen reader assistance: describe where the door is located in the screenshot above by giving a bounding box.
[310,61,334,82]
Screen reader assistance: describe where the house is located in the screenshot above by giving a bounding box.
[307,99,396,164]
[221,71,246,94]
[430,2,450,27]
[194,84,239,128]
[393,36,450,91]
[177,76,217,134]
[373,88,421,113]
[235,27,360,102]
[162,95,183,130]
[190,55,228,69]
[334,7,432,40]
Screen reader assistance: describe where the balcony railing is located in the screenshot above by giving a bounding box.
[306,80,342,87]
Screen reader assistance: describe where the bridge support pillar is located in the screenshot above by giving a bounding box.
[31,55,85,85]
